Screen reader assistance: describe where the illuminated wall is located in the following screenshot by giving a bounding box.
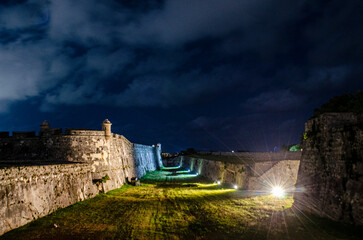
[180,153,300,191]
[0,122,162,235]
[134,143,162,177]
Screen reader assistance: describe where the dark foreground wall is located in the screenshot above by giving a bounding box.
[294,113,363,225]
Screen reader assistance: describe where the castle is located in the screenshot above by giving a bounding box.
[0,119,162,235]
[0,119,162,170]
[1,113,362,235]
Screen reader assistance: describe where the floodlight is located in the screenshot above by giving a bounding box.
[271,186,285,198]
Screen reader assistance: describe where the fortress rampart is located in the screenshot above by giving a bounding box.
[178,152,301,191]
[0,120,162,235]
[1,112,362,235]
[294,113,363,225]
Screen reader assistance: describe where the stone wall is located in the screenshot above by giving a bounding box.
[0,129,162,189]
[0,120,163,235]
[0,132,40,160]
[248,160,300,191]
[0,163,98,235]
[180,152,300,191]
[294,113,363,225]
[134,144,162,177]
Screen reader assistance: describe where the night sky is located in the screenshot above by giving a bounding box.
[0,0,362,152]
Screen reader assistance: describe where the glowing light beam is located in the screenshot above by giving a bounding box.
[271,186,285,198]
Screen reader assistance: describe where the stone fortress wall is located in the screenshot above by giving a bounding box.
[0,120,162,235]
[0,164,97,236]
[177,112,363,226]
[1,112,362,235]
[179,152,301,191]
[294,113,363,225]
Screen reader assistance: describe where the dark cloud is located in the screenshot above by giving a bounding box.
[184,113,303,152]
[114,64,245,108]
[0,40,60,103]
[0,0,48,29]
[243,89,305,113]
[0,0,362,152]
[303,0,363,66]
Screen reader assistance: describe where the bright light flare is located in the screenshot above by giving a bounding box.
[217,180,221,185]
[271,186,285,198]
[233,185,238,189]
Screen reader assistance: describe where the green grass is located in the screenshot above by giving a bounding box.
[1,171,362,240]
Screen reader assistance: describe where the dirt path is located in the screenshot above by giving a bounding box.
[1,170,362,240]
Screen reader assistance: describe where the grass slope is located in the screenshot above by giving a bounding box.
[1,170,362,240]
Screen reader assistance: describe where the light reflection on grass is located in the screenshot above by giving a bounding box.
[2,170,362,240]
[161,166,181,170]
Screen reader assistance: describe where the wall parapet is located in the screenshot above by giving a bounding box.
[305,112,363,132]
[65,129,105,136]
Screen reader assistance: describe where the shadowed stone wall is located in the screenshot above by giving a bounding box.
[294,113,363,225]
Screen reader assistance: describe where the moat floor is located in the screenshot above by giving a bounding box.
[1,169,362,240]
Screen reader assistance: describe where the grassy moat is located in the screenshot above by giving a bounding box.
[2,169,362,240]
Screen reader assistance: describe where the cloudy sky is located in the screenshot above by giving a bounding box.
[0,0,362,152]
